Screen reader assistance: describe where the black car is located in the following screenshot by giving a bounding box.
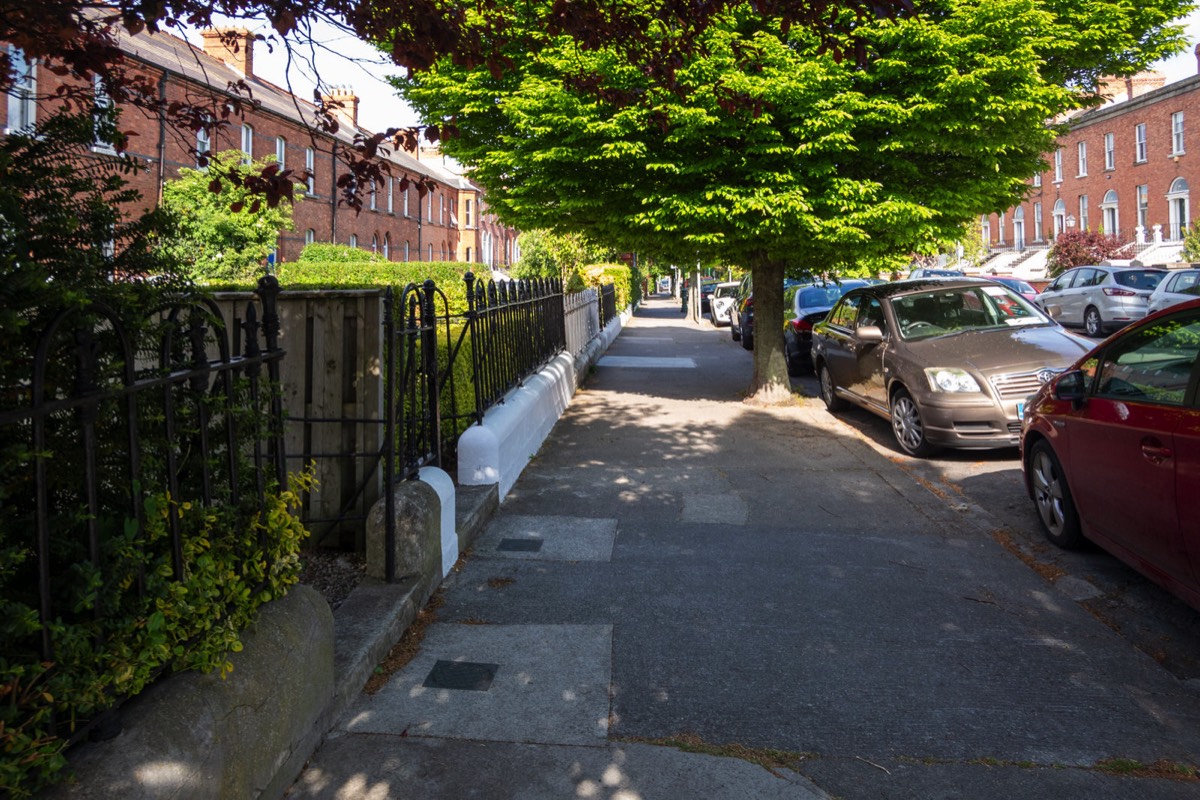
[784,279,876,375]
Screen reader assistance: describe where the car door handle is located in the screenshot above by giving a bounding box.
[1141,437,1173,464]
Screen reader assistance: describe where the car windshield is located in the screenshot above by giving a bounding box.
[892,285,1050,341]
[999,279,1035,294]
[714,285,738,298]
[1114,270,1166,290]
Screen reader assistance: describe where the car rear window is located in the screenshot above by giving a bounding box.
[1114,270,1166,289]
[798,286,846,307]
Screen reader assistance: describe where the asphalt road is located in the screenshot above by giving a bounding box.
[788,356,1200,685]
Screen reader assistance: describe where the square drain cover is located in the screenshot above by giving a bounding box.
[497,538,544,552]
[423,660,499,691]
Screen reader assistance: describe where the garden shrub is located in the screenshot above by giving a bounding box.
[584,262,643,310]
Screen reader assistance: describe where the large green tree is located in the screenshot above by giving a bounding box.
[396,0,1188,402]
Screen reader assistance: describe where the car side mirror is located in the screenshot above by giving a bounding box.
[855,325,884,343]
[1053,370,1086,404]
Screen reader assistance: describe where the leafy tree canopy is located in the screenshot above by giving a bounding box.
[395,0,1190,400]
[160,150,297,284]
[513,229,616,281]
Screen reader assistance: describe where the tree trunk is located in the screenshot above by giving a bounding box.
[745,256,793,405]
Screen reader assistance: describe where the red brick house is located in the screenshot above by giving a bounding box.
[3,26,520,268]
[984,55,1200,277]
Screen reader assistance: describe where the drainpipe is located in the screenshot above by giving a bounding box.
[156,72,168,202]
[329,143,338,242]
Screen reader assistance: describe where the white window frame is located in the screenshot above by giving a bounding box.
[196,126,211,169]
[6,46,36,134]
[305,147,315,195]
[383,234,390,259]
[403,184,410,217]
[275,136,286,168]
[465,198,474,227]
[1173,111,1185,155]
[1053,148,1063,182]
[369,179,377,211]
[404,240,410,261]
[1104,133,1115,170]
[1077,141,1087,177]
[1079,195,1089,232]
[427,190,433,222]
[1137,184,1149,231]
[439,194,445,224]
[305,228,315,245]
[1032,172,1041,188]
[1033,202,1043,242]
[92,74,116,154]
[1135,123,1147,163]
[349,233,358,249]
[387,177,394,213]
[241,124,254,164]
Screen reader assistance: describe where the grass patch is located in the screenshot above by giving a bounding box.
[1095,758,1199,780]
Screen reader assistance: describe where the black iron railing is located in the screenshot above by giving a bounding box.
[464,273,565,419]
[0,277,287,742]
[600,284,618,329]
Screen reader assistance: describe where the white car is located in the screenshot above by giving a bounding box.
[1146,268,1200,315]
[708,281,741,326]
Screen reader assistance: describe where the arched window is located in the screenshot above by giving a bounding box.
[404,241,410,261]
[1013,207,1026,250]
[241,124,254,164]
[1052,199,1066,238]
[383,234,390,259]
[305,229,315,245]
[349,234,358,248]
[371,234,378,253]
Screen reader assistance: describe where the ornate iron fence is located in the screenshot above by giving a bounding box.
[0,277,287,743]
[565,288,600,357]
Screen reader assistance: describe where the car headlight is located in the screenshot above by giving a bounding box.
[925,368,982,393]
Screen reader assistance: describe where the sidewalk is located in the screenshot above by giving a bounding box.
[288,295,1200,800]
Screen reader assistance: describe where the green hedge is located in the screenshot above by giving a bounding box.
[585,262,642,311]
[280,260,479,315]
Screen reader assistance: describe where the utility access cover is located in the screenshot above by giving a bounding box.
[497,538,544,552]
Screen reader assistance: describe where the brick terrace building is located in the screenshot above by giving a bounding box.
[984,54,1200,278]
[3,27,519,269]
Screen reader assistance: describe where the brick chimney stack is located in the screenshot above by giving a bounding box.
[322,86,360,131]
[200,28,255,77]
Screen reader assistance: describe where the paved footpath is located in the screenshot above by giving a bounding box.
[289,296,1200,800]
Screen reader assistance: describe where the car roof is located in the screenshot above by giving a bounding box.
[840,278,1000,300]
[1062,264,1166,272]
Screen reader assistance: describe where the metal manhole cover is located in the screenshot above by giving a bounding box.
[422,660,499,691]
[497,538,544,552]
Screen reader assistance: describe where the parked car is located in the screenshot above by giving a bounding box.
[699,280,718,313]
[908,268,966,279]
[1146,268,1200,315]
[988,276,1039,303]
[1021,299,1200,612]
[708,280,741,326]
[784,279,875,376]
[729,274,753,344]
[1036,265,1166,338]
[811,279,1091,456]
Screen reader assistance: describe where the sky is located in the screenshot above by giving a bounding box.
[184,10,1200,136]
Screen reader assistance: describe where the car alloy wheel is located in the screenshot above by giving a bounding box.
[1028,440,1084,548]
[1084,306,1103,338]
[818,363,846,411]
[889,388,937,457]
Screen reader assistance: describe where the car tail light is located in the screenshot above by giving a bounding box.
[1102,287,1136,297]
[791,318,813,333]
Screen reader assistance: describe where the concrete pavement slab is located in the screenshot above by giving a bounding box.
[289,737,830,799]
[338,624,612,746]
[472,514,619,562]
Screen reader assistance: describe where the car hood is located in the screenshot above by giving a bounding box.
[904,325,1092,374]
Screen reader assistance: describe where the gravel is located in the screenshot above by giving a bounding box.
[299,550,367,610]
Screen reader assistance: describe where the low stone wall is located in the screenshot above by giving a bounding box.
[48,586,335,800]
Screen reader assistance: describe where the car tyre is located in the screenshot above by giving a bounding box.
[731,319,741,341]
[742,331,753,350]
[818,363,846,412]
[1028,439,1085,549]
[1084,306,1104,338]
[889,387,938,457]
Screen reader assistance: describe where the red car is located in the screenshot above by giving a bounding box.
[1021,298,1200,611]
